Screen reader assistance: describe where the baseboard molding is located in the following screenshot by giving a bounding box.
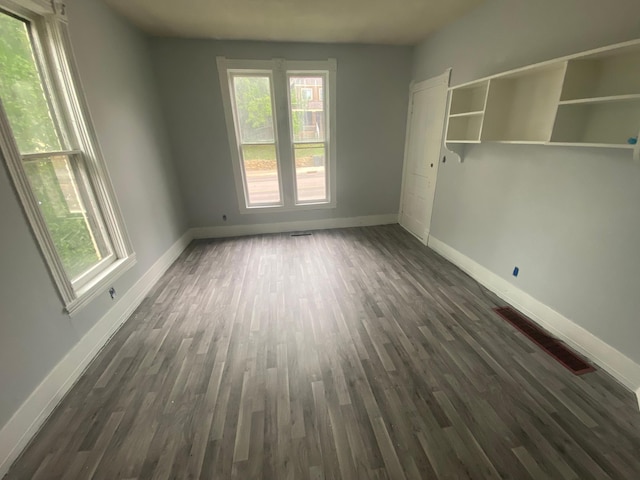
[0,230,193,478]
[190,214,399,239]
[427,235,640,408]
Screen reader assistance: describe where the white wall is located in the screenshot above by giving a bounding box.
[149,39,413,228]
[0,0,187,429]
[412,0,640,364]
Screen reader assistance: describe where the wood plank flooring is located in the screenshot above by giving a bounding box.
[6,224,640,479]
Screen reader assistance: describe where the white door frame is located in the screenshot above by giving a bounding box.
[398,69,451,244]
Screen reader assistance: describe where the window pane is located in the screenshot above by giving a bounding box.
[232,75,274,143]
[0,11,62,154]
[294,143,326,202]
[241,144,281,205]
[22,155,111,279]
[289,76,325,142]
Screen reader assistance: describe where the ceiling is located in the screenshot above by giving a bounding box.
[103,0,484,45]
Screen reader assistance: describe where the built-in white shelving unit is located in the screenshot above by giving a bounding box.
[445,81,488,143]
[444,39,640,161]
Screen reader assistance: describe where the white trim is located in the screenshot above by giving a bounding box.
[412,69,451,92]
[0,230,193,478]
[190,214,399,239]
[0,0,54,16]
[427,235,640,408]
[65,254,137,316]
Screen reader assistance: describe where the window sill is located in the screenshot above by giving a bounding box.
[65,253,137,317]
[240,200,336,214]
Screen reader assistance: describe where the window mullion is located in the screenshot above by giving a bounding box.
[272,60,296,208]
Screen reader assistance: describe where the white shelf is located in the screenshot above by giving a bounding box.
[444,38,640,160]
[449,111,484,118]
[560,48,640,101]
[486,140,549,145]
[548,142,635,149]
[481,63,565,142]
[559,94,640,105]
[446,114,483,142]
[551,101,640,146]
[449,81,489,115]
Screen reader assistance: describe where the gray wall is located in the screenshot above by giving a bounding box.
[0,0,186,429]
[149,39,413,227]
[413,0,640,363]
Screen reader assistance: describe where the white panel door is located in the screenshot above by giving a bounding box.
[400,74,449,243]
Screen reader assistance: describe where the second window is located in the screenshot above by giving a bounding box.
[218,58,336,212]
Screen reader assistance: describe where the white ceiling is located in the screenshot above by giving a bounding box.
[103,0,484,45]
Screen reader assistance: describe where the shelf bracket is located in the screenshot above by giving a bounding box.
[443,142,467,163]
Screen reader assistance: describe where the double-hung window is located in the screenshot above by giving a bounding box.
[217,58,337,212]
[0,1,134,314]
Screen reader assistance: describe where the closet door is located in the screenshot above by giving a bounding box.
[400,73,449,242]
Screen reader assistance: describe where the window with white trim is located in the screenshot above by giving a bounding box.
[0,1,135,315]
[217,58,337,212]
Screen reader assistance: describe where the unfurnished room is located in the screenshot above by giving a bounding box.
[1,0,640,478]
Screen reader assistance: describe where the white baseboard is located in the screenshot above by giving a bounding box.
[0,230,193,478]
[190,214,399,239]
[427,236,640,408]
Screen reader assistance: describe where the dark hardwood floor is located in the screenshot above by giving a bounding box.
[6,225,640,479]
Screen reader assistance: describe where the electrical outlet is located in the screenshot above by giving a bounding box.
[109,287,116,299]
[512,266,519,277]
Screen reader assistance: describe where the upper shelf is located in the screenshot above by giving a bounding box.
[481,63,565,143]
[560,48,640,101]
[449,81,488,115]
[443,38,640,161]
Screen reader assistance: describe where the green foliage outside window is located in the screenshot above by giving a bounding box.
[0,12,100,279]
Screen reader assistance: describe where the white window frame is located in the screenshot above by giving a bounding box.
[0,0,135,316]
[217,57,337,213]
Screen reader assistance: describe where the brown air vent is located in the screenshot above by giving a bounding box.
[493,306,595,375]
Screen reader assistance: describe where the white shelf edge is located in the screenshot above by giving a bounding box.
[449,111,484,118]
[559,94,640,105]
[547,142,636,149]
[453,79,490,91]
[483,140,549,145]
[448,140,637,149]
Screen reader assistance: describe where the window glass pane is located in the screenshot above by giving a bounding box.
[241,144,281,205]
[294,143,326,202]
[22,155,111,279]
[0,11,62,154]
[232,75,274,143]
[289,76,325,142]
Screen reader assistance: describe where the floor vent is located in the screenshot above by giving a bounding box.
[493,306,595,375]
[290,232,312,237]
